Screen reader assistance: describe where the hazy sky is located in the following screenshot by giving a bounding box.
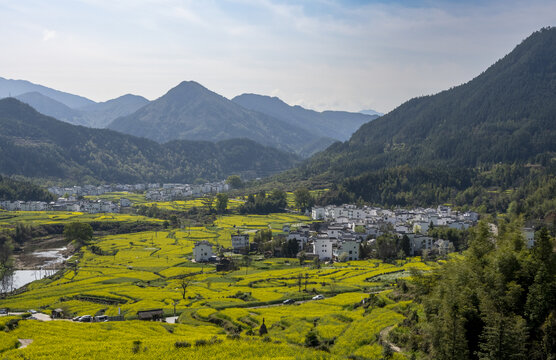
[1,0,555,113]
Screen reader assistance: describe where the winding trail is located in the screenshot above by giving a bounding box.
[379,326,401,352]
[18,339,33,349]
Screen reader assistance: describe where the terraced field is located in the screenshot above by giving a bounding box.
[0,210,435,359]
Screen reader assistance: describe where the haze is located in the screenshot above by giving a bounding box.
[1,0,555,113]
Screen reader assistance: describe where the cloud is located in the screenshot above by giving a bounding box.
[42,29,56,42]
[1,0,555,112]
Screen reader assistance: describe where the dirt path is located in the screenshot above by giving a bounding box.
[380,326,401,352]
[18,339,33,349]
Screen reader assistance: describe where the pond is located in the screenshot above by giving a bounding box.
[5,247,70,291]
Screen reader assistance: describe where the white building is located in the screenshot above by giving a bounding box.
[327,225,343,239]
[409,235,434,256]
[313,236,333,260]
[311,207,324,220]
[193,241,213,262]
[335,240,359,261]
[231,233,250,253]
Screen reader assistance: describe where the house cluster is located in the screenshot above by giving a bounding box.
[0,196,124,214]
[308,204,481,259]
[48,183,160,197]
[144,181,230,202]
[284,223,362,262]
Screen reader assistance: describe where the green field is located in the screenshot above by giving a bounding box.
[0,209,435,359]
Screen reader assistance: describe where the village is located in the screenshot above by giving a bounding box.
[47,180,230,201]
[192,204,490,266]
[0,180,230,213]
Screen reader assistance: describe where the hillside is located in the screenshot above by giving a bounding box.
[108,81,327,156]
[14,91,148,128]
[77,94,149,128]
[232,94,378,141]
[291,28,556,179]
[0,175,54,202]
[14,92,88,126]
[272,28,556,216]
[0,98,299,183]
[0,77,94,108]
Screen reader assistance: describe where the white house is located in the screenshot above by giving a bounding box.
[313,237,333,260]
[335,240,359,261]
[231,233,250,253]
[327,225,343,239]
[193,241,213,262]
[409,235,434,256]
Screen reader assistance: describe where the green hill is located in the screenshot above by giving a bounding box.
[301,27,556,179]
[278,27,556,216]
[0,98,299,184]
[0,175,54,201]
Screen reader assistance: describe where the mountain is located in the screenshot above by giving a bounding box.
[14,92,86,126]
[108,81,327,156]
[294,27,556,180]
[360,109,383,116]
[0,77,94,108]
[275,27,556,212]
[232,94,379,141]
[77,94,149,128]
[14,91,148,128]
[0,98,299,183]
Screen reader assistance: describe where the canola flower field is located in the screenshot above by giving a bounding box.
[0,203,435,359]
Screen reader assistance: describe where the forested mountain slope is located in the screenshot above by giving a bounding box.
[0,98,299,184]
[297,27,556,180]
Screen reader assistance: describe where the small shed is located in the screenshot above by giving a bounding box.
[137,309,163,321]
[51,308,64,319]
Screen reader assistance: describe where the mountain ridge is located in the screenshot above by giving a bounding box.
[0,76,95,109]
[0,98,299,184]
[107,81,326,156]
[232,93,378,141]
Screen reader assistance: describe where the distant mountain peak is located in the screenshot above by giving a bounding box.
[232,93,378,142]
[0,76,95,109]
[360,109,384,116]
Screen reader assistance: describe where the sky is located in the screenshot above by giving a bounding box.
[1,0,555,113]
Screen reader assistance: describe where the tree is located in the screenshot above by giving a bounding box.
[270,189,287,209]
[294,187,314,212]
[13,223,32,245]
[216,193,229,214]
[226,175,243,189]
[401,234,411,257]
[0,233,14,291]
[63,222,93,247]
[283,239,299,258]
[179,277,191,300]
[201,196,215,213]
[298,251,306,266]
[376,233,398,260]
[254,229,272,245]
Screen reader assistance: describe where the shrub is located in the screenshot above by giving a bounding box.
[174,341,191,348]
[131,340,142,354]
